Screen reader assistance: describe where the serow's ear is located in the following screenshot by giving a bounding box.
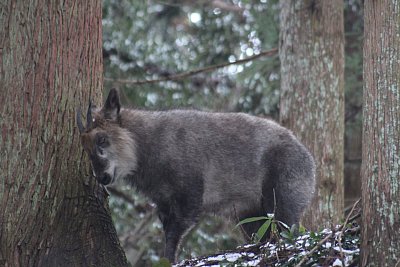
[104,88,121,120]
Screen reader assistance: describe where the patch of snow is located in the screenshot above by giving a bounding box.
[333,247,360,254]
[297,234,310,240]
[205,255,225,261]
[246,259,261,266]
[225,253,242,262]
[345,255,354,266]
[283,244,294,250]
[299,250,308,256]
[334,231,343,238]
[323,242,332,249]
[321,229,332,234]
[261,242,276,250]
[332,258,343,266]
[242,243,256,248]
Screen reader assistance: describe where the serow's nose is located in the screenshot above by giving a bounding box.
[99,173,112,185]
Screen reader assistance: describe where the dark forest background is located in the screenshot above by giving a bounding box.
[102,1,362,265]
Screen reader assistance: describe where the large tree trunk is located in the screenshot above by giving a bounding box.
[361,1,400,266]
[279,0,345,229]
[0,1,128,266]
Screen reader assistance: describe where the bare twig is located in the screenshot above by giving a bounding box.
[154,0,245,13]
[337,198,361,264]
[122,209,158,246]
[107,186,154,213]
[295,199,361,267]
[347,213,361,223]
[294,232,333,267]
[211,0,245,13]
[104,48,278,85]
[107,186,136,205]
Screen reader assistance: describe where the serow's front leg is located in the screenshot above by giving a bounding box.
[164,224,185,263]
[158,198,199,263]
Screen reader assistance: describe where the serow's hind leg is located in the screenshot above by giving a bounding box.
[274,182,311,232]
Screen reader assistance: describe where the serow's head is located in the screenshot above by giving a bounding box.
[77,89,136,185]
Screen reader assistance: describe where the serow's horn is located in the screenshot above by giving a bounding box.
[77,107,85,134]
[87,100,93,129]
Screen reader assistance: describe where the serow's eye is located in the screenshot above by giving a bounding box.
[96,134,108,147]
[99,136,106,145]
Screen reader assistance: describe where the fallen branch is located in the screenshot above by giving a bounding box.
[104,48,278,85]
[294,232,333,267]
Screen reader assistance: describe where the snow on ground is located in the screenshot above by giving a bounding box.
[174,224,360,267]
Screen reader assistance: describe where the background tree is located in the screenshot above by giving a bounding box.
[279,0,345,229]
[0,1,128,266]
[361,0,400,265]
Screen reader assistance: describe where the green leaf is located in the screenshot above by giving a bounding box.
[280,231,291,239]
[310,231,317,239]
[299,225,307,234]
[290,224,297,234]
[235,216,270,227]
[256,219,272,242]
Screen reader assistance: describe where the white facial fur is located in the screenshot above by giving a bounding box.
[98,128,137,184]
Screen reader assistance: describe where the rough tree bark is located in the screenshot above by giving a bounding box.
[279,0,345,229]
[361,1,400,266]
[0,1,128,266]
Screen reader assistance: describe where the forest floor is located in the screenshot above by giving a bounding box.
[174,201,361,267]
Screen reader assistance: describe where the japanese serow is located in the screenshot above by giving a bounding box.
[77,88,315,263]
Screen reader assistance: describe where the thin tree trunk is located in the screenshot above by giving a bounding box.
[279,0,345,229]
[361,1,400,266]
[0,1,128,266]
